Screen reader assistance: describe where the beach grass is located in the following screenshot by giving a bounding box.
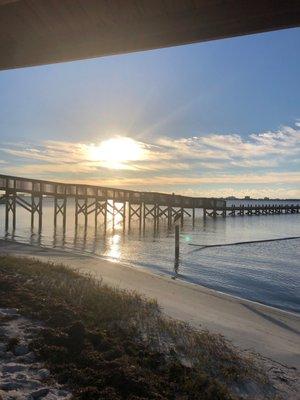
[0,255,269,400]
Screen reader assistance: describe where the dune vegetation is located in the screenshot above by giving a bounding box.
[0,256,269,400]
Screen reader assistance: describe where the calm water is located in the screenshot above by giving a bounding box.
[0,199,299,313]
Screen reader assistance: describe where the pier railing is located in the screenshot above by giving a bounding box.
[0,174,223,208]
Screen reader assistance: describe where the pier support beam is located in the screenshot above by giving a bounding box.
[54,197,67,232]
[180,207,184,227]
[128,202,142,232]
[143,203,157,233]
[112,201,126,231]
[38,195,43,233]
[94,199,107,232]
[156,205,169,230]
[4,190,16,231]
[75,198,88,230]
[30,194,43,233]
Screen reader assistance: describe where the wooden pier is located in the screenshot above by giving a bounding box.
[0,174,298,234]
[0,174,224,233]
[204,204,300,218]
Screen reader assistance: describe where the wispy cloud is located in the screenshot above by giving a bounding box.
[0,140,87,165]
[158,124,300,165]
[1,123,299,198]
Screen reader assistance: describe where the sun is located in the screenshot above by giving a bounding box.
[86,137,144,169]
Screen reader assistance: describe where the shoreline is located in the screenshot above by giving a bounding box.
[1,237,299,317]
[0,238,299,370]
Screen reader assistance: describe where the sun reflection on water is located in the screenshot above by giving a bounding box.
[105,233,121,261]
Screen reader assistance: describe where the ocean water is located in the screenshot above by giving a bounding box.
[0,199,299,313]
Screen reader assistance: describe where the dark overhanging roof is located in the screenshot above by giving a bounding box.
[0,0,300,70]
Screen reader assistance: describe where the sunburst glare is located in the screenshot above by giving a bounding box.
[86,137,145,169]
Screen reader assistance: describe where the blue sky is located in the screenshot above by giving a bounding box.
[0,28,299,198]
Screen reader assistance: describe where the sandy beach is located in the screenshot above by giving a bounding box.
[0,239,299,371]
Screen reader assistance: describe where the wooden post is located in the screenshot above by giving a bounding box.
[173,211,182,276]
[128,201,131,231]
[222,206,226,218]
[167,206,172,230]
[38,195,43,233]
[54,185,58,230]
[192,207,195,227]
[104,200,107,232]
[75,197,78,230]
[153,204,157,233]
[123,202,126,232]
[31,194,35,229]
[175,224,179,260]
[94,199,98,230]
[142,203,146,234]
[213,200,217,218]
[156,204,160,231]
[174,221,180,277]
[139,203,142,232]
[63,197,67,233]
[12,192,16,230]
[112,200,115,231]
[84,198,88,230]
[54,197,57,229]
[5,190,9,231]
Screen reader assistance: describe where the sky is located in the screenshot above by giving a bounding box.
[0,27,299,198]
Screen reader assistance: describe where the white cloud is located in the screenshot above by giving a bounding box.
[210,126,297,161]
[229,159,278,168]
[1,123,299,198]
[2,124,299,170]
